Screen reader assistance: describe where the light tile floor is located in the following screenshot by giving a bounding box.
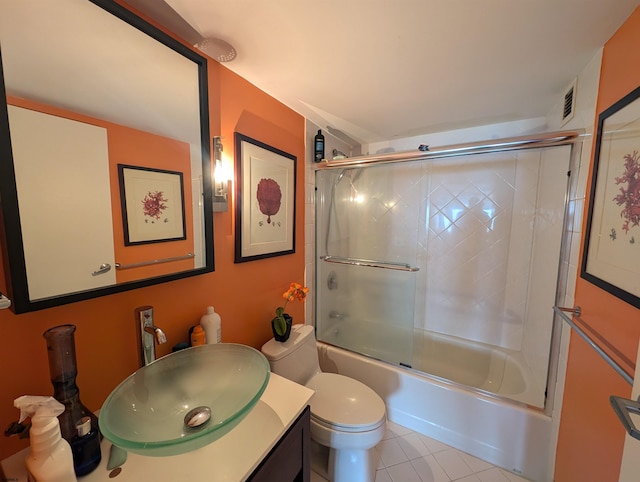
[310,421,532,482]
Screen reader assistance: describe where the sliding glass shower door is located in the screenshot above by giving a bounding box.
[314,141,575,409]
[315,164,423,366]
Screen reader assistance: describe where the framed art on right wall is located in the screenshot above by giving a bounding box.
[581,85,640,308]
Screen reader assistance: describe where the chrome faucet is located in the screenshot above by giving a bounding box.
[135,306,167,366]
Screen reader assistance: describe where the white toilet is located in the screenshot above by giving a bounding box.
[261,324,386,482]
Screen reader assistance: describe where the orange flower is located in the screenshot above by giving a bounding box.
[282,283,309,303]
[273,282,309,336]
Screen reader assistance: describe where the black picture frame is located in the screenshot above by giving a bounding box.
[581,85,640,308]
[234,133,297,263]
[118,164,187,246]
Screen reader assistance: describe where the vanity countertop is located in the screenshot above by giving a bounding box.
[1,373,314,481]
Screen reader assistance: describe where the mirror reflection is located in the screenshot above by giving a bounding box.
[0,0,213,313]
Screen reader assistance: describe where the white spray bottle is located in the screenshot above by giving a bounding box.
[14,395,77,482]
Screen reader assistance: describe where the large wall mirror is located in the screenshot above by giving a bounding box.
[0,0,213,313]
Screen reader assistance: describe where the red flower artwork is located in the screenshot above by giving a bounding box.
[142,190,168,220]
[256,178,282,224]
[613,150,640,233]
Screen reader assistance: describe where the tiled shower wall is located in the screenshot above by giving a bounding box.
[419,149,568,344]
[420,152,527,349]
[418,147,570,396]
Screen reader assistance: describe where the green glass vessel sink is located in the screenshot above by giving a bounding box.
[99,344,270,456]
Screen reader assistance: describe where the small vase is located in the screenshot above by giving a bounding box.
[271,314,293,342]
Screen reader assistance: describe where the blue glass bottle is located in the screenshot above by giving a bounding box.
[70,416,102,476]
[44,324,102,476]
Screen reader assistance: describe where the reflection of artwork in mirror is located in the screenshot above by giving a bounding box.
[119,165,187,245]
[234,133,296,263]
[582,84,640,308]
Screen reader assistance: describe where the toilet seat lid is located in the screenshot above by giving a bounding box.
[306,373,386,429]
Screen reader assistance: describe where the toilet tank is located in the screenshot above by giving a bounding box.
[261,324,320,385]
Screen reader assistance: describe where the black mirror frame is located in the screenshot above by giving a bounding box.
[0,0,214,314]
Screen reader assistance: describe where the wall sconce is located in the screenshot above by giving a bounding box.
[212,136,228,212]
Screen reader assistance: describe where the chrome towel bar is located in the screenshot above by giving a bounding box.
[611,395,640,441]
[553,305,640,441]
[320,255,420,272]
[553,305,632,385]
[116,253,195,270]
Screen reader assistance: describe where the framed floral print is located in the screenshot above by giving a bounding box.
[581,85,640,308]
[118,164,186,245]
[234,133,296,263]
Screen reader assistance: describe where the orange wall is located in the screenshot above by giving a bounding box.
[0,25,306,463]
[555,7,640,481]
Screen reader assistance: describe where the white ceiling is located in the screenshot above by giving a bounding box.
[138,0,640,145]
[1,0,201,146]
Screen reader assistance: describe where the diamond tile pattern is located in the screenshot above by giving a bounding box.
[327,162,424,263]
[425,158,519,324]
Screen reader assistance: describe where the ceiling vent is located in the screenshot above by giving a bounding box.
[561,78,577,126]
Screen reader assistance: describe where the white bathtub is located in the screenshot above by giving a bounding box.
[317,341,552,481]
[320,321,545,407]
[417,330,526,394]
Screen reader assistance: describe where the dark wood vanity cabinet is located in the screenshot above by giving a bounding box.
[248,405,311,482]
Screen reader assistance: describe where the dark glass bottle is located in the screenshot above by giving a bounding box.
[44,324,101,476]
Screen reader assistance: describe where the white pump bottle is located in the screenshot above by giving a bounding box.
[14,395,77,482]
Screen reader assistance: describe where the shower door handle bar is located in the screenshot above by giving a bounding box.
[553,305,633,386]
[320,255,420,272]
